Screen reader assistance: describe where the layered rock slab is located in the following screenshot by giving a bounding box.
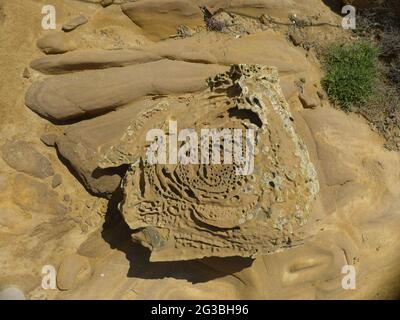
[54,100,163,195]
[62,15,88,32]
[27,31,317,122]
[100,64,319,261]
[1,140,54,179]
[121,0,331,39]
[26,60,226,121]
[30,31,307,77]
[121,0,204,40]
[36,32,76,55]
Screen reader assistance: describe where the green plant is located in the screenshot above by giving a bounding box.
[322,41,378,111]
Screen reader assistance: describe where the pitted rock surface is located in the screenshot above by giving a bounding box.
[100,64,319,261]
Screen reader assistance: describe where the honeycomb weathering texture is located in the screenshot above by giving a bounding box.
[100,64,320,261]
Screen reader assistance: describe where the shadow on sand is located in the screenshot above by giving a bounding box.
[101,187,253,284]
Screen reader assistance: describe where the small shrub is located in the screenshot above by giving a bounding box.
[322,41,378,111]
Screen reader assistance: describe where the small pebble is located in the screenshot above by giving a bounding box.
[62,15,88,32]
[52,173,62,188]
[101,0,113,7]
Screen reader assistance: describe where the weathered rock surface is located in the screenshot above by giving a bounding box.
[30,31,307,76]
[12,174,61,215]
[0,174,29,228]
[0,206,27,229]
[62,15,88,32]
[61,89,400,300]
[26,28,321,197]
[121,0,330,39]
[101,0,114,7]
[57,254,92,291]
[99,64,319,261]
[29,49,162,74]
[51,173,62,188]
[27,31,320,121]
[199,0,303,17]
[299,93,319,109]
[1,140,54,179]
[54,104,151,195]
[121,0,204,40]
[4,0,400,301]
[36,32,76,54]
[40,133,57,147]
[25,60,226,121]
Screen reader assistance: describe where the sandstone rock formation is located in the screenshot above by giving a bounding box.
[26,60,226,121]
[36,32,76,54]
[98,64,319,261]
[12,174,64,216]
[56,254,92,291]
[62,15,88,32]
[122,0,204,40]
[1,140,54,179]
[2,0,400,301]
[53,105,146,195]
[26,31,321,122]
